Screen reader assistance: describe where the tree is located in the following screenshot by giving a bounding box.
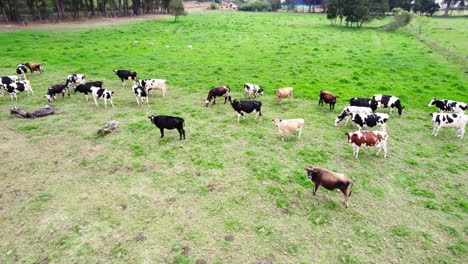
[268,0,281,11]
[443,0,452,16]
[169,0,185,22]
[342,0,369,27]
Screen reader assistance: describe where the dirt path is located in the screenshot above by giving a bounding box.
[0,1,211,32]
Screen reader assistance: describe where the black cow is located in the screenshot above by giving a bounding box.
[205,86,231,107]
[373,94,405,115]
[148,115,185,140]
[16,64,28,80]
[113,69,137,86]
[350,97,378,112]
[45,83,69,102]
[74,81,103,101]
[350,112,389,130]
[230,98,262,121]
[428,98,467,113]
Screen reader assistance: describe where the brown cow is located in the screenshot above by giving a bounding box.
[24,62,44,74]
[346,130,388,158]
[205,86,231,107]
[275,87,293,104]
[319,89,337,111]
[304,166,353,208]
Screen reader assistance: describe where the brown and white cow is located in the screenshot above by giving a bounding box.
[304,166,353,208]
[319,89,338,111]
[205,86,231,107]
[275,87,293,104]
[346,130,388,158]
[272,118,304,142]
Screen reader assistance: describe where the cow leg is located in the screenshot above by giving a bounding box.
[318,99,322,106]
[135,96,140,106]
[85,94,89,101]
[93,96,99,107]
[104,98,108,108]
[277,97,281,104]
[159,128,165,138]
[297,128,302,140]
[458,127,465,139]
[177,127,185,140]
[313,184,319,195]
[146,97,150,107]
[110,99,115,108]
[213,96,216,105]
[383,141,387,158]
[433,125,441,136]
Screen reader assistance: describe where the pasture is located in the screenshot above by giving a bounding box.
[0,12,467,263]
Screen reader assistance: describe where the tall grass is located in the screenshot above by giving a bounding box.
[0,12,466,263]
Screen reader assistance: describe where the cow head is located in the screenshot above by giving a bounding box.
[148,115,155,124]
[113,70,118,75]
[428,98,436,107]
[257,88,264,95]
[369,100,378,111]
[304,166,317,180]
[204,100,210,107]
[272,119,281,126]
[230,99,239,107]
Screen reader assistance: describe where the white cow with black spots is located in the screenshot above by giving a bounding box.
[90,86,114,108]
[138,79,167,97]
[133,84,150,107]
[431,112,468,139]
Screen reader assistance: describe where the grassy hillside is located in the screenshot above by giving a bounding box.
[0,12,466,263]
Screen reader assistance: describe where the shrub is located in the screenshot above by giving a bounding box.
[382,8,413,31]
[239,1,272,11]
[210,3,218,9]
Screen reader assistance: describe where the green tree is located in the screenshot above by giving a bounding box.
[169,0,186,22]
[343,0,369,27]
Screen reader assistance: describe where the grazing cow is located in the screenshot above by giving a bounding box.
[73,81,103,101]
[275,87,293,104]
[24,62,44,74]
[319,90,338,111]
[304,166,353,208]
[350,97,378,112]
[244,83,264,99]
[4,80,33,101]
[334,106,373,126]
[230,99,262,121]
[138,79,167,97]
[0,76,18,87]
[16,64,28,80]
[346,130,389,158]
[205,86,231,107]
[373,94,405,115]
[45,83,69,102]
[65,74,86,88]
[272,118,304,142]
[350,112,389,131]
[113,69,137,86]
[90,86,114,108]
[133,84,150,107]
[148,115,185,140]
[428,98,467,113]
[431,112,468,139]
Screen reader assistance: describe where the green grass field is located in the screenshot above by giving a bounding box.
[0,12,466,263]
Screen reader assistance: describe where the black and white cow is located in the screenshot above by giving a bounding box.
[428,98,467,113]
[350,97,379,112]
[113,69,137,86]
[45,83,69,102]
[373,94,405,115]
[4,80,33,101]
[230,99,262,121]
[0,76,18,97]
[334,106,373,126]
[148,115,185,140]
[431,112,468,139]
[65,74,86,88]
[138,79,167,96]
[244,83,264,99]
[349,112,389,131]
[133,84,150,107]
[16,64,28,80]
[90,86,114,108]
[73,81,103,101]
[205,86,231,107]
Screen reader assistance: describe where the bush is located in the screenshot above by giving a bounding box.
[210,3,218,9]
[382,8,412,31]
[239,1,272,11]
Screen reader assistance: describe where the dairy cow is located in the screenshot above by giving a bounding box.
[430,112,468,139]
[428,99,467,113]
[346,130,389,158]
[373,94,405,115]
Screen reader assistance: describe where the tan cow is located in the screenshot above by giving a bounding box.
[275,87,293,104]
[272,118,304,142]
[304,166,353,208]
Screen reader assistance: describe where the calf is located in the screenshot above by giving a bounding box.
[346,130,389,158]
[275,87,293,104]
[133,84,150,107]
[373,94,405,115]
[350,97,378,112]
[334,106,373,126]
[16,64,28,80]
[73,81,103,101]
[90,86,114,108]
[428,98,467,113]
[205,86,231,107]
[431,112,468,139]
[304,166,353,208]
[24,62,44,74]
[65,74,86,88]
[148,115,185,140]
[45,83,69,102]
[319,89,338,111]
[244,83,264,99]
[4,80,33,101]
[113,69,137,86]
[272,118,304,142]
[350,112,389,131]
[230,99,262,121]
[138,79,167,97]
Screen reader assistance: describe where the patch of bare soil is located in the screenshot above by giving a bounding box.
[0,1,211,32]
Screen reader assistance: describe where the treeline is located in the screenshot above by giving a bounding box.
[0,0,174,23]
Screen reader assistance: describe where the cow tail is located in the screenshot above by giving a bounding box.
[348,181,354,197]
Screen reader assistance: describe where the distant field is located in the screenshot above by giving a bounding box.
[0,12,466,263]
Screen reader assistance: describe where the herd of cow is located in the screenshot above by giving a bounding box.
[1,64,467,208]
